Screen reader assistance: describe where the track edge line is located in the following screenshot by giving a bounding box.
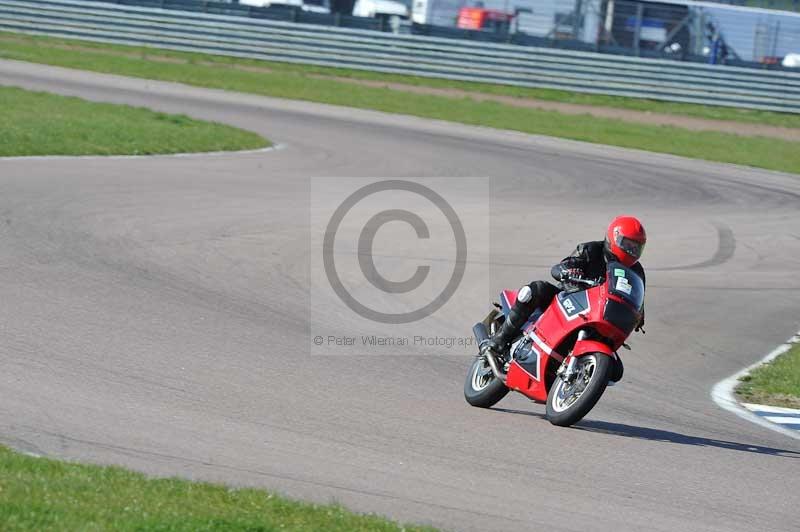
[0,143,286,161]
[710,331,800,441]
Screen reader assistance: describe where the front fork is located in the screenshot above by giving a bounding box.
[557,356,579,383]
[557,329,592,383]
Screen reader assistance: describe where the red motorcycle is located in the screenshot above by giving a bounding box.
[464,261,644,426]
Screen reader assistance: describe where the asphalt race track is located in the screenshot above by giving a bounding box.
[1,60,799,532]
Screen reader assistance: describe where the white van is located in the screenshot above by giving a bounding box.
[238,0,331,14]
[352,0,409,19]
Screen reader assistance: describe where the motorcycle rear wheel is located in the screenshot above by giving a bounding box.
[546,353,611,427]
[464,355,509,408]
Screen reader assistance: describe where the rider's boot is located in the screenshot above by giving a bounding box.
[482,320,518,355]
[481,310,526,356]
[481,283,545,356]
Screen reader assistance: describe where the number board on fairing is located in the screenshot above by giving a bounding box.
[557,290,589,320]
[607,261,645,311]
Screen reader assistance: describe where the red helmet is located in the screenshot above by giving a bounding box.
[605,216,646,267]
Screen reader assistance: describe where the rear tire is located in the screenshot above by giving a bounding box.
[464,356,509,408]
[546,353,612,427]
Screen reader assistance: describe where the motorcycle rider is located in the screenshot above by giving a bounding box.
[482,215,647,356]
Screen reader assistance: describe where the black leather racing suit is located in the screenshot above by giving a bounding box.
[489,241,646,351]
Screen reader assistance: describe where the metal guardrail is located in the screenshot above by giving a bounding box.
[1,0,799,112]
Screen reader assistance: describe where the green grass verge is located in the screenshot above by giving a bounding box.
[744,0,799,12]
[736,343,800,409]
[0,85,267,156]
[0,445,436,531]
[1,32,799,173]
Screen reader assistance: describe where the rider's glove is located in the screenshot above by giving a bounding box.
[560,268,583,282]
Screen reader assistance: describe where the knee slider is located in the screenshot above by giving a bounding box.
[517,285,533,303]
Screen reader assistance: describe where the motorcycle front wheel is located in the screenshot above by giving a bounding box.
[546,353,611,427]
[463,355,509,408]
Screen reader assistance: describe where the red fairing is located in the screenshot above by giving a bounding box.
[508,338,612,402]
[492,263,642,403]
[506,358,549,402]
[572,339,614,357]
[501,289,517,309]
[531,283,630,352]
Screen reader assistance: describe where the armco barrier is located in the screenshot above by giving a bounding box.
[1,0,799,112]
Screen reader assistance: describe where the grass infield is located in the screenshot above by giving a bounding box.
[0,85,267,156]
[736,343,800,409]
[0,445,437,531]
[1,32,799,173]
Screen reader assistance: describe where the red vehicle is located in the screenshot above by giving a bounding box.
[464,261,644,426]
[456,7,514,32]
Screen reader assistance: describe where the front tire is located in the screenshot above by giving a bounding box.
[546,353,612,427]
[464,355,509,408]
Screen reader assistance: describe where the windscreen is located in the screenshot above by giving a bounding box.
[607,261,645,310]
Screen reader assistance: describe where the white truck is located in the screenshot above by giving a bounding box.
[411,0,463,26]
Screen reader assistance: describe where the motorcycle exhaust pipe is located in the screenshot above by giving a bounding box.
[473,322,507,383]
